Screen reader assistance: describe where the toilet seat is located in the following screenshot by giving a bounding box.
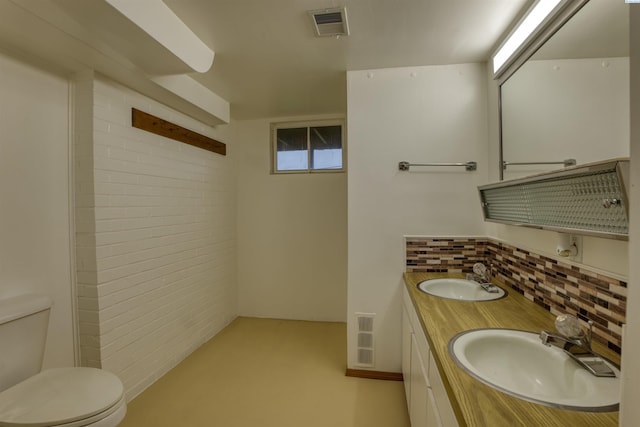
[0,367,126,427]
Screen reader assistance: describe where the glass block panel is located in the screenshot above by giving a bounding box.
[480,161,629,238]
[525,171,627,234]
[481,185,531,223]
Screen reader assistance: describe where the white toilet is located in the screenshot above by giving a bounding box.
[0,294,127,426]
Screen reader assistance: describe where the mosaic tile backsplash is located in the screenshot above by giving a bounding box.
[406,237,627,354]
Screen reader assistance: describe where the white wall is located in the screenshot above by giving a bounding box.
[0,51,76,369]
[234,116,347,322]
[347,64,489,372]
[620,6,640,426]
[75,75,237,400]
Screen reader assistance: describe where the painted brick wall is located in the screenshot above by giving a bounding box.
[74,72,101,368]
[405,236,626,353]
[76,75,237,399]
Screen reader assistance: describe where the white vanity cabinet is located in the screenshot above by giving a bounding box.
[402,286,458,427]
[409,333,432,426]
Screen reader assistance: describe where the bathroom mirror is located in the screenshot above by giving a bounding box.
[500,0,629,180]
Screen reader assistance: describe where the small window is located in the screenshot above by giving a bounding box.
[272,120,345,173]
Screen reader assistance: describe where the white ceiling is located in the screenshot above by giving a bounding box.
[3,1,629,123]
[162,0,531,120]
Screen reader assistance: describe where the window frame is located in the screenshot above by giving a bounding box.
[270,119,346,174]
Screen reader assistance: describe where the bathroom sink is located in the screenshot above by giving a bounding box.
[417,278,505,301]
[449,328,619,412]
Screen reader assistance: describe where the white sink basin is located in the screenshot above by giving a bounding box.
[449,328,619,411]
[417,278,505,301]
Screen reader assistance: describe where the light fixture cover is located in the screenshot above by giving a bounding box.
[478,159,630,240]
[105,0,215,73]
[492,0,562,74]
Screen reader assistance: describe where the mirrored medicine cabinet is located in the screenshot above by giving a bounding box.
[484,0,631,240]
[499,0,630,181]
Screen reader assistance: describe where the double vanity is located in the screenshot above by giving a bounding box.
[402,272,620,427]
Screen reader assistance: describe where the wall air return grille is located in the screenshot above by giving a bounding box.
[309,7,350,37]
[478,159,629,240]
[355,312,375,367]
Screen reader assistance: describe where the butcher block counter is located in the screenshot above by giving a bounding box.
[403,272,620,427]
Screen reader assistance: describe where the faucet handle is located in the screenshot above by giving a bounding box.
[555,314,584,339]
[586,320,593,347]
[472,263,487,277]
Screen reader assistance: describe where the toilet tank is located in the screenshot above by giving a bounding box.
[0,294,52,392]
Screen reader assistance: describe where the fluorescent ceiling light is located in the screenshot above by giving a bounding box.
[492,0,562,74]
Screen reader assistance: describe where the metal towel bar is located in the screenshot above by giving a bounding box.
[502,159,576,170]
[398,161,477,171]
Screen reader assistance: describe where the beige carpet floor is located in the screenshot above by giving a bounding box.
[119,317,410,427]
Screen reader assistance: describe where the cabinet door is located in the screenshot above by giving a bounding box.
[410,334,429,427]
[428,352,459,427]
[402,306,412,405]
[426,387,444,427]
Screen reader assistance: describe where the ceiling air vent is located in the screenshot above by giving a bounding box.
[309,7,350,37]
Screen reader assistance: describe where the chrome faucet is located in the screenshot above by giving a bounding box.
[468,262,492,282]
[466,262,500,294]
[539,330,592,356]
[540,315,616,377]
[466,263,500,293]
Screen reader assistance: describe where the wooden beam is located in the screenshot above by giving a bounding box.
[131,108,226,155]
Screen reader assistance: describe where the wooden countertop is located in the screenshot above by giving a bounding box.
[403,272,620,427]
